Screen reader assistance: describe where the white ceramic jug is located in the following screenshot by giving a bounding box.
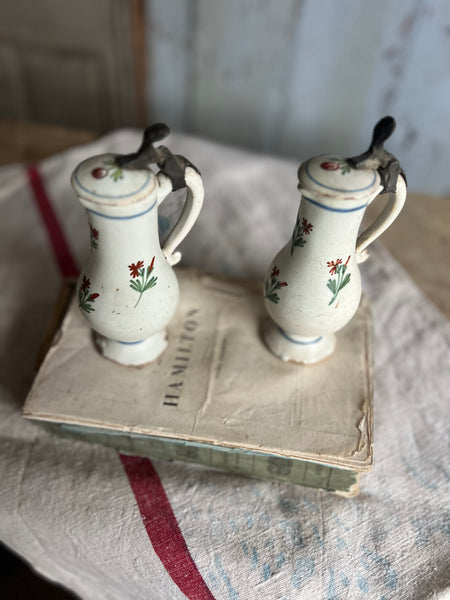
[71,124,204,366]
[263,117,406,364]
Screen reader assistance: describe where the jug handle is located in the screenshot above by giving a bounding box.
[156,167,204,266]
[355,174,406,263]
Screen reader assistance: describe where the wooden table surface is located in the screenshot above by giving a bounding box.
[1,120,449,319]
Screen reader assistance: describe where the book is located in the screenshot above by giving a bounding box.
[23,269,373,497]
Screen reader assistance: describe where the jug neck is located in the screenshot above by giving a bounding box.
[85,203,161,260]
[298,181,383,213]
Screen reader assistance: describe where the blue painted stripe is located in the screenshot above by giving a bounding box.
[304,159,376,193]
[117,340,145,345]
[279,329,322,345]
[303,195,367,213]
[74,167,152,199]
[87,200,156,220]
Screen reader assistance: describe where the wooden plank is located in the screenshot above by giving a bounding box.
[364,191,450,318]
[185,0,299,150]
[384,0,450,197]
[146,0,192,128]
[0,121,96,165]
[0,0,142,131]
[280,1,412,157]
[145,0,450,195]
[109,0,142,127]
[21,50,105,130]
[130,0,148,127]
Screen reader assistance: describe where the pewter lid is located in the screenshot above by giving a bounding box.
[71,153,157,216]
[297,155,381,202]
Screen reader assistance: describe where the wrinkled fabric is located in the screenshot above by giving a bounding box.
[0,130,449,600]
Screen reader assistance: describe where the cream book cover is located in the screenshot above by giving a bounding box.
[23,270,373,496]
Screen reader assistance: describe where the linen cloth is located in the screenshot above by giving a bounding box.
[0,130,449,600]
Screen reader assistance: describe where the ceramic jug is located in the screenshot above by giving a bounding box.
[263,117,406,364]
[71,124,204,366]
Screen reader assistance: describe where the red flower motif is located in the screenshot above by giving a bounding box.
[271,266,280,278]
[81,275,90,291]
[320,161,340,171]
[279,281,288,287]
[344,255,351,266]
[90,225,99,240]
[327,258,342,276]
[302,218,313,235]
[147,256,155,275]
[129,260,144,278]
[88,293,99,301]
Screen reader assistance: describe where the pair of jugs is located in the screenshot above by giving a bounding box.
[72,119,406,366]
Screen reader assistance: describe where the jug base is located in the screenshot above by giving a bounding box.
[95,330,168,367]
[262,320,336,365]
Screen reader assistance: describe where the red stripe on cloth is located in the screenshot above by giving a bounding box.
[26,165,79,279]
[120,455,216,600]
[26,165,213,599]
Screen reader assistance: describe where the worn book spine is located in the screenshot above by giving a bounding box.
[42,422,360,497]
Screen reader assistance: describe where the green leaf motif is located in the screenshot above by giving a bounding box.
[290,218,312,255]
[129,279,141,291]
[264,266,288,304]
[128,258,158,307]
[80,303,95,313]
[341,273,351,288]
[326,259,351,305]
[144,277,158,291]
[327,279,336,293]
[78,283,99,313]
[103,158,124,182]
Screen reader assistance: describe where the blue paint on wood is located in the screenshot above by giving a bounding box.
[146,0,450,194]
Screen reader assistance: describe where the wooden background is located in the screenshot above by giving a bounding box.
[146,0,450,196]
[0,0,144,131]
[0,0,448,195]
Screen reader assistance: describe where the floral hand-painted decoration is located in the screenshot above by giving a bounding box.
[89,224,99,249]
[290,216,313,255]
[129,257,158,308]
[327,256,351,305]
[78,276,100,313]
[91,158,124,182]
[320,160,351,175]
[265,266,288,304]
